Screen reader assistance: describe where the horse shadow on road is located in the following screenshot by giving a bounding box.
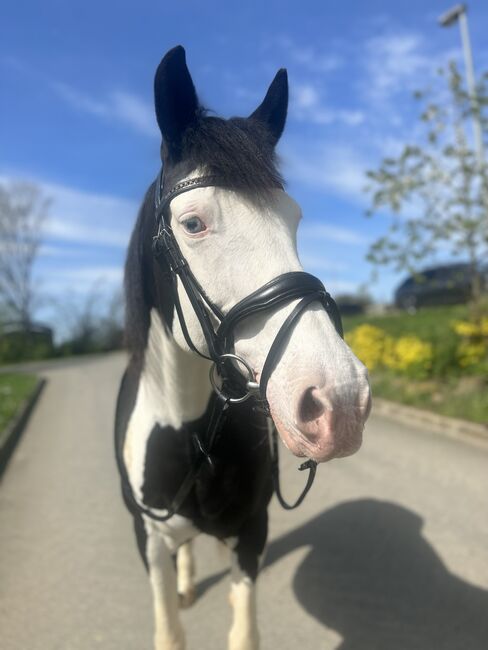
[263,498,488,650]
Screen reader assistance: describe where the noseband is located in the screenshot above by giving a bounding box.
[120,170,343,522]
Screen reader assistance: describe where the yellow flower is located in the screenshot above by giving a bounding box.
[452,318,488,367]
[452,320,480,337]
[452,318,488,338]
[345,324,388,370]
[384,336,433,372]
[346,325,433,375]
[457,341,487,367]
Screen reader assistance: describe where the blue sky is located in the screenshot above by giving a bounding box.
[2,0,488,331]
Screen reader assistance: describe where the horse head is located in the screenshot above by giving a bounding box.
[146,45,371,463]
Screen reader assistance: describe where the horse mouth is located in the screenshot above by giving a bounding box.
[269,404,364,463]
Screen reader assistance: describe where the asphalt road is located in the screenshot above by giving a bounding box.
[1,354,487,650]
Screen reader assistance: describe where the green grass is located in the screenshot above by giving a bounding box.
[371,371,488,425]
[343,304,470,338]
[0,374,39,432]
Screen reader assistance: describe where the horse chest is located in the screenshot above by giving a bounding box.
[123,389,272,540]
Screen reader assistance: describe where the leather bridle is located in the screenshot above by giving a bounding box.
[119,170,344,522]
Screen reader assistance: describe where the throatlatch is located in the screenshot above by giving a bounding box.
[121,169,344,522]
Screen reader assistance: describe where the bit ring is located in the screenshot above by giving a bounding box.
[209,353,258,404]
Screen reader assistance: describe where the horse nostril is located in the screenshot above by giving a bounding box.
[298,387,325,423]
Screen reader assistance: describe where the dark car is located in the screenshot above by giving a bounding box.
[394,263,487,311]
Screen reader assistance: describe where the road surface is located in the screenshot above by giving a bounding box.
[1,354,487,649]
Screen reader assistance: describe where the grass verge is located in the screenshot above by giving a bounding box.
[0,373,39,432]
[370,371,488,425]
[343,304,470,340]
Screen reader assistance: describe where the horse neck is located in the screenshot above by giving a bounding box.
[141,308,212,429]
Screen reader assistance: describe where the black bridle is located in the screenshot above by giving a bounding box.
[119,170,343,522]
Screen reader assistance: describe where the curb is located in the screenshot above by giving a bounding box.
[0,378,46,479]
[372,397,488,444]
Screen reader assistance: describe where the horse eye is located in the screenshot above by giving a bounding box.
[182,216,206,234]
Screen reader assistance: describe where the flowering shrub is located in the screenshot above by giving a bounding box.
[346,325,432,378]
[452,318,488,368]
[384,336,433,376]
[345,325,390,370]
[452,318,488,338]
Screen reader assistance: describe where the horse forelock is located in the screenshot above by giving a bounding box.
[162,113,284,203]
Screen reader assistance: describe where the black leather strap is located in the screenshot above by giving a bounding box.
[155,172,220,221]
[216,271,327,350]
[154,224,224,361]
[118,392,230,523]
[260,291,325,402]
[270,427,317,510]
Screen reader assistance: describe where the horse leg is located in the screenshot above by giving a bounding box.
[145,523,186,650]
[228,511,268,650]
[177,540,196,608]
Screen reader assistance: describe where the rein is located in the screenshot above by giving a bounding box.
[121,170,344,522]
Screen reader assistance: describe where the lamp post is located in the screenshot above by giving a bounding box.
[438,4,486,168]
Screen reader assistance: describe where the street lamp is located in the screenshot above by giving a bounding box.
[438,4,486,167]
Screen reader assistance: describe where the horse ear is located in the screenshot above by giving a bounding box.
[249,69,288,145]
[154,46,199,160]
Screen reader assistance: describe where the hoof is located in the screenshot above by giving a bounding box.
[178,588,196,609]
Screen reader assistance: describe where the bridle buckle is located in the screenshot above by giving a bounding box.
[153,224,187,273]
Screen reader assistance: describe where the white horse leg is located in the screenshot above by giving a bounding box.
[228,556,259,650]
[177,540,196,608]
[145,526,186,650]
[227,511,268,650]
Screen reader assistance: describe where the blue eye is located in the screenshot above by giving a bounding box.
[182,216,206,234]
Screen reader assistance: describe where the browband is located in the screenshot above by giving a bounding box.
[155,171,220,220]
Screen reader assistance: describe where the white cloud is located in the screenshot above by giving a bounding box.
[39,244,93,258]
[283,142,370,201]
[33,179,138,248]
[47,217,129,248]
[298,253,348,272]
[326,279,360,293]
[52,82,158,138]
[40,265,123,292]
[294,84,320,110]
[291,82,364,126]
[365,33,428,102]
[300,223,369,246]
[362,32,461,108]
[271,36,343,74]
[109,91,157,137]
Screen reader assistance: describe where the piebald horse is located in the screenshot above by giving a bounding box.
[115,45,371,650]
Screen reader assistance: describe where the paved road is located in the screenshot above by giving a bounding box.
[1,354,487,650]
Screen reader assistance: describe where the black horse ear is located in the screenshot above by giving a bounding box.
[249,69,288,145]
[154,46,199,160]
